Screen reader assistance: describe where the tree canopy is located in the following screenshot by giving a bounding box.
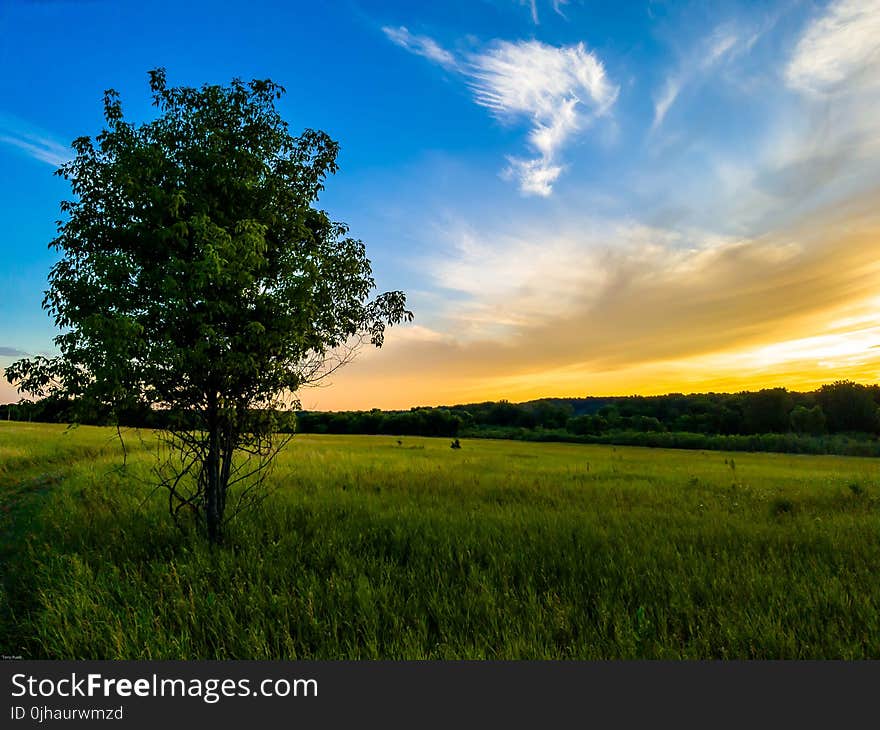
[6,69,412,541]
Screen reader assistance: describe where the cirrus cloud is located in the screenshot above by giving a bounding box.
[381,26,459,70]
[383,28,618,196]
[0,115,71,167]
[786,0,880,95]
[468,40,617,196]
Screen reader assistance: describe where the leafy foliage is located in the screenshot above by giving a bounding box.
[5,69,411,541]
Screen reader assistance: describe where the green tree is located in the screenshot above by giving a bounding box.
[741,388,793,434]
[789,405,826,435]
[6,69,411,543]
[815,381,880,433]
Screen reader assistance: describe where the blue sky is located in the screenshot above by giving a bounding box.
[2,0,880,408]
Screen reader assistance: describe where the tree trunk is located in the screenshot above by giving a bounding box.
[205,405,223,544]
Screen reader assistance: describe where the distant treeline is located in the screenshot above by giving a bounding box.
[291,381,880,456]
[3,380,880,456]
[0,398,295,434]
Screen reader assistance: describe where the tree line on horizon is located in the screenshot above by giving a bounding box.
[293,379,879,442]
[6,380,880,447]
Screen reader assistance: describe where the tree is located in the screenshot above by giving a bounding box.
[815,381,880,433]
[6,69,412,543]
[741,388,793,434]
[789,405,826,436]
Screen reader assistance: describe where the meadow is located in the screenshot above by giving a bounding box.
[1,421,878,659]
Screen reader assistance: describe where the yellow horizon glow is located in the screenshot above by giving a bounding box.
[296,215,880,410]
[4,208,880,413]
[4,334,880,412]
[298,356,880,412]
[297,320,880,411]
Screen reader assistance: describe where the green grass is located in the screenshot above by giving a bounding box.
[1,421,879,658]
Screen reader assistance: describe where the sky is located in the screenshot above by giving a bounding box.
[1,0,880,409]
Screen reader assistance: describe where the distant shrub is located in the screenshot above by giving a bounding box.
[848,482,865,497]
[772,498,796,517]
[790,405,827,436]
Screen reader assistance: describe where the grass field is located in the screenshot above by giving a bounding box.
[1,421,878,659]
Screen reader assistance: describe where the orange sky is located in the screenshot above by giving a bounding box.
[299,206,880,410]
[4,196,880,412]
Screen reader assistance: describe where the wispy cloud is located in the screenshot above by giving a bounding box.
[516,0,570,25]
[0,347,26,358]
[0,115,70,167]
[426,217,611,338]
[723,0,880,229]
[382,26,617,196]
[651,78,682,132]
[469,40,618,195]
[381,26,458,70]
[651,26,759,131]
[521,0,539,24]
[785,0,880,95]
[553,1,570,19]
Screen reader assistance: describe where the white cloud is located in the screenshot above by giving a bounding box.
[468,40,618,195]
[706,31,739,64]
[503,156,564,197]
[426,217,688,339]
[651,78,681,131]
[381,26,458,70]
[521,0,539,24]
[652,26,757,132]
[382,28,617,196]
[517,0,570,24]
[0,116,70,166]
[387,200,880,381]
[469,41,616,120]
[553,1,571,18]
[785,0,880,94]
[427,220,596,338]
[723,322,880,370]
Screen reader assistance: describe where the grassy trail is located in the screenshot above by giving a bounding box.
[1,422,878,658]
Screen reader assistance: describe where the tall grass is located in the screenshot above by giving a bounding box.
[1,422,878,658]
